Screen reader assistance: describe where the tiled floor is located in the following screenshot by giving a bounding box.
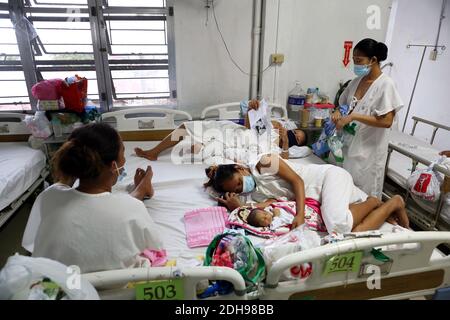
[0,200,32,268]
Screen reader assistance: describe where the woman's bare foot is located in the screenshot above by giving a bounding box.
[134,168,145,187]
[132,166,154,200]
[391,195,410,228]
[367,196,383,209]
[135,147,159,161]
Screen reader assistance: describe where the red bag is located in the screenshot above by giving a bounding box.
[60,75,88,113]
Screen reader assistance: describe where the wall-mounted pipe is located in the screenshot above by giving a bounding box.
[249,0,262,99]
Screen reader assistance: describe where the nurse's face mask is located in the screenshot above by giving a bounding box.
[353,54,375,77]
[114,161,127,182]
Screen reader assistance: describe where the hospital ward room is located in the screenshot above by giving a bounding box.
[1,0,450,303]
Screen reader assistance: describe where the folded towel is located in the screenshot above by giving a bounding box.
[184,207,229,248]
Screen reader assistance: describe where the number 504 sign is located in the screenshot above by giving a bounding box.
[323,251,363,275]
[135,279,184,300]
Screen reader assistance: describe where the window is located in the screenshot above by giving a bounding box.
[0,0,176,111]
[0,2,31,110]
[102,0,174,108]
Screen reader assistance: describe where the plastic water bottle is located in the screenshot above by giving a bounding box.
[287,81,306,120]
[52,118,62,138]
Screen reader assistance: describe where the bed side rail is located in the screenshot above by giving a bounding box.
[387,143,450,177]
[101,108,192,131]
[263,231,450,299]
[410,116,450,145]
[0,113,30,135]
[82,266,248,300]
[201,102,287,120]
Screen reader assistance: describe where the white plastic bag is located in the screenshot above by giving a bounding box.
[23,111,53,139]
[407,157,446,202]
[260,225,321,281]
[0,254,99,300]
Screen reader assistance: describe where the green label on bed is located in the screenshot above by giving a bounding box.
[135,279,184,300]
[323,251,363,275]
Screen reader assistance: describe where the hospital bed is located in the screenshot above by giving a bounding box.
[201,101,288,120]
[80,107,450,300]
[0,113,49,228]
[384,117,450,232]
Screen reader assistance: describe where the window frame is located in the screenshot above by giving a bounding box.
[0,0,176,112]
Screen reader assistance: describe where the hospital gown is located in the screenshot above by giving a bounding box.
[339,73,404,198]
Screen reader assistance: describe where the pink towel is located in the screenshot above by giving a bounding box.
[184,207,229,248]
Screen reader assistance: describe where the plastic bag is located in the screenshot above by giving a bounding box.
[0,254,99,300]
[23,111,52,139]
[407,157,446,202]
[260,225,321,281]
[204,231,266,290]
[61,75,88,113]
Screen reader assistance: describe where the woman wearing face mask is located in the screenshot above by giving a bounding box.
[332,38,404,199]
[32,123,162,273]
[205,154,409,234]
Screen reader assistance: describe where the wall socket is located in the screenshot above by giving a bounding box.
[271,53,285,64]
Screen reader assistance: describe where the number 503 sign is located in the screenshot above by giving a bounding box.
[323,251,363,275]
[135,279,184,300]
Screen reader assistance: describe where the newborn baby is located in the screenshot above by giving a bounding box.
[245,207,293,230]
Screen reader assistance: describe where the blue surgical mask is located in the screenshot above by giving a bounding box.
[242,175,256,193]
[353,64,372,77]
[114,162,127,182]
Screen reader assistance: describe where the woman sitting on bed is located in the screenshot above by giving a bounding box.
[204,154,409,234]
[134,100,307,162]
[31,123,162,273]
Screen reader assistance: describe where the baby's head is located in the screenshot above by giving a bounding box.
[247,208,273,227]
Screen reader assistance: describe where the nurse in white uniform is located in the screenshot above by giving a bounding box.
[30,123,161,273]
[333,38,404,199]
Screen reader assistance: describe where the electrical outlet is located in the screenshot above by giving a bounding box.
[429,49,438,61]
[271,53,284,64]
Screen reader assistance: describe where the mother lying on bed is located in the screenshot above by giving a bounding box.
[31,123,162,273]
[205,154,409,234]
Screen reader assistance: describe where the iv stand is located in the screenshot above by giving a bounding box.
[402,44,446,133]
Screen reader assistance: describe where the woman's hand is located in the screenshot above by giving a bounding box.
[336,114,353,130]
[331,109,342,123]
[217,192,243,211]
[248,99,260,111]
[291,214,305,229]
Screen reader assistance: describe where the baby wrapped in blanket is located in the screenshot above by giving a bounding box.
[227,197,327,238]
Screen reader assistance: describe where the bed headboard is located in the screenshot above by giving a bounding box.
[0,113,30,135]
[101,108,192,131]
[200,102,288,120]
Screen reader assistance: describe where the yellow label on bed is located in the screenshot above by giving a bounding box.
[323,251,363,275]
[135,279,184,300]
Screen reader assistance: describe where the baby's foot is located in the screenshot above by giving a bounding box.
[135,147,159,161]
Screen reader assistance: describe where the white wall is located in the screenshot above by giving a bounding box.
[173,0,253,118]
[386,0,450,150]
[260,0,392,108]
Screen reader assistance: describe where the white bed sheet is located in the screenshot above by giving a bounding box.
[0,142,46,211]
[117,142,404,260]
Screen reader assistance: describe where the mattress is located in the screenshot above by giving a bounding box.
[117,142,404,260]
[0,142,46,211]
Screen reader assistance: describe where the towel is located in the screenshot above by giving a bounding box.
[184,207,229,248]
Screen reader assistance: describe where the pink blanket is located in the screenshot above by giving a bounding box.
[184,207,229,248]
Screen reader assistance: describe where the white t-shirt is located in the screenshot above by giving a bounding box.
[32,187,162,273]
